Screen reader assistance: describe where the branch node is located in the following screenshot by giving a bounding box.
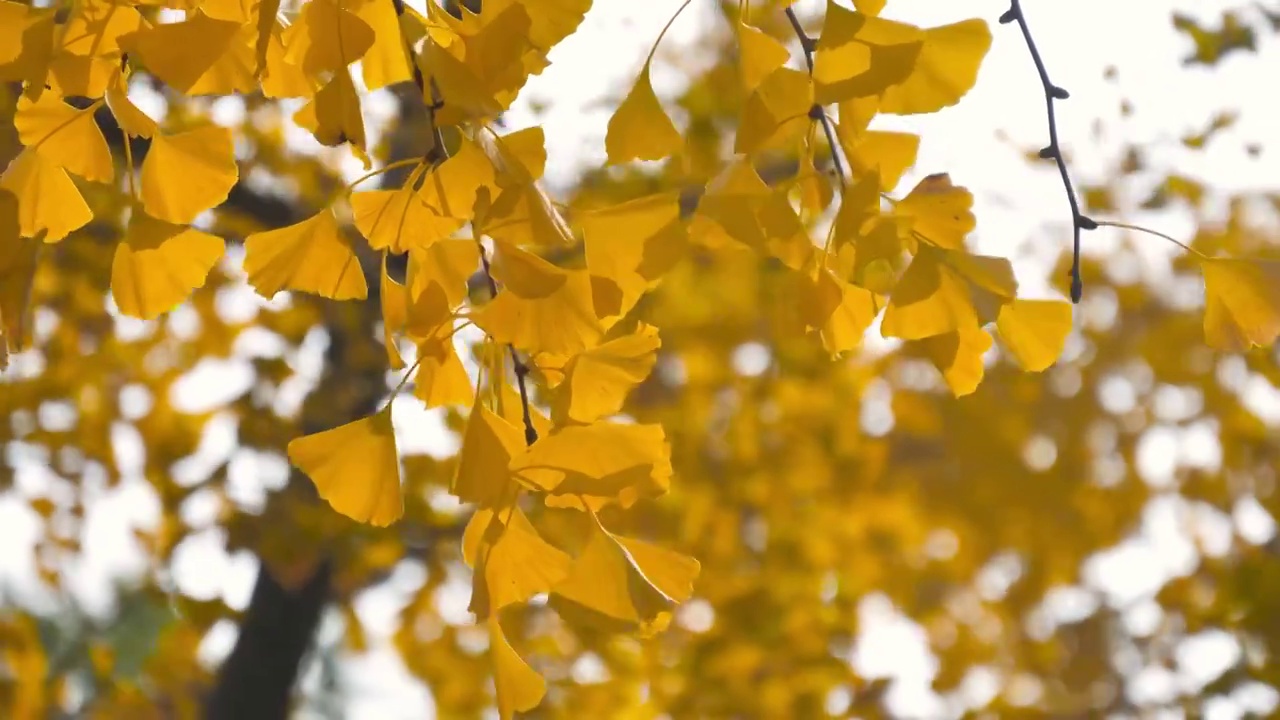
[999,8,1018,24]
[1078,215,1098,231]
[1037,145,1057,160]
[1049,85,1070,100]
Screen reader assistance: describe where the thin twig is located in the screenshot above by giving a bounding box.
[477,244,540,446]
[1093,220,1206,259]
[783,7,848,189]
[1000,1,1096,303]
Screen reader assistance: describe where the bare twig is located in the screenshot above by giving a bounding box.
[1000,1,1096,303]
[783,7,848,189]
[476,245,540,446]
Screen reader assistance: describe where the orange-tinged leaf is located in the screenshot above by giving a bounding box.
[551,514,699,631]
[61,0,146,58]
[352,167,437,254]
[0,7,58,94]
[117,13,242,93]
[15,93,113,183]
[894,173,974,250]
[288,407,404,527]
[554,324,661,424]
[881,247,977,340]
[879,19,992,115]
[110,211,225,320]
[606,61,682,163]
[474,243,602,356]
[466,506,570,619]
[511,422,671,509]
[140,125,238,224]
[413,330,474,408]
[488,617,546,719]
[243,209,368,300]
[737,20,790,92]
[1200,257,1280,351]
[0,148,93,243]
[735,66,813,155]
[454,400,527,508]
[914,324,992,397]
[283,0,375,74]
[995,299,1073,371]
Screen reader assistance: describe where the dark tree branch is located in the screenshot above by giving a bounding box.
[1000,1,1096,303]
[784,7,849,190]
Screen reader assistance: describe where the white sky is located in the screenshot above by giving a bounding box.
[3,1,1280,718]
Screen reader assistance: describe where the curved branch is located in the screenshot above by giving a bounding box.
[999,1,1096,303]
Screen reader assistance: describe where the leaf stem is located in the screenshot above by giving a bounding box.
[476,241,540,447]
[784,7,848,190]
[1093,220,1207,259]
[344,158,422,193]
[1000,0,1096,303]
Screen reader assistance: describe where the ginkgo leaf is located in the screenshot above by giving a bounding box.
[0,192,36,357]
[287,407,404,527]
[995,299,1073,371]
[881,246,977,340]
[735,66,814,155]
[380,257,408,369]
[513,0,590,51]
[283,0,375,75]
[418,137,495,224]
[582,192,688,322]
[105,76,157,138]
[347,0,412,90]
[690,159,772,250]
[554,324,662,424]
[812,3,923,104]
[757,191,816,270]
[488,617,546,720]
[0,5,57,96]
[117,12,242,93]
[801,267,877,357]
[879,19,992,115]
[894,173,975,250]
[913,324,992,397]
[413,329,474,408]
[1199,257,1280,351]
[140,125,238,224]
[54,0,147,98]
[454,399,527,509]
[352,166,437,254]
[294,69,369,166]
[407,238,481,308]
[243,208,368,300]
[551,514,699,632]
[836,125,920,192]
[474,242,602,356]
[15,93,113,183]
[510,422,671,509]
[0,147,93,243]
[111,211,225,321]
[606,61,682,163]
[737,20,790,92]
[465,506,570,619]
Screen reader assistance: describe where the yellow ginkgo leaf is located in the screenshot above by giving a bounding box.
[0,147,93,243]
[243,209,368,300]
[419,137,495,222]
[380,256,408,369]
[513,0,590,51]
[347,0,412,90]
[0,5,57,95]
[735,66,814,155]
[15,92,113,183]
[454,399,527,509]
[294,68,369,167]
[282,0,375,75]
[894,173,975,250]
[582,192,688,322]
[738,20,790,92]
[0,192,36,358]
[140,125,238,225]
[837,125,920,192]
[60,0,146,57]
[554,324,661,424]
[111,211,225,321]
[474,242,602,356]
[605,61,682,164]
[413,329,474,408]
[352,166,437,254]
[465,506,570,620]
[690,158,771,250]
[105,75,157,138]
[510,422,671,510]
[551,514,699,632]
[407,238,481,308]
[287,407,404,527]
[801,267,877,357]
[1200,257,1280,351]
[995,299,1073,371]
[879,19,992,115]
[117,12,242,93]
[881,246,977,341]
[757,191,816,270]
[813,2,923,105]
[913,324,992,397]
[488,617,546,720]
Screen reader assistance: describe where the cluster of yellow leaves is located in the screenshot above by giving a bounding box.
[5,0,1280,714]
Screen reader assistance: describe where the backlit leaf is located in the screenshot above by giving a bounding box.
[0,147,93,242]
[15,92,113,183]
[140,125,238,225]
[474,242,602,356]
[111,211,224,320]
[879,19,992,115]
[243,209,368,300]
[1200,257,1280,351]
[996,299,1073,371]
[488,617,545,719]
[288,407,404,527]
[465,506,570,619]
[554,324,661,424]
[511,422,671,509]
[606,61,682,164]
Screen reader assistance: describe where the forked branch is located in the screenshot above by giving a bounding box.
[784,7,848,189]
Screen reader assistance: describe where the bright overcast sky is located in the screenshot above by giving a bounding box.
[2,1,1279,718]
